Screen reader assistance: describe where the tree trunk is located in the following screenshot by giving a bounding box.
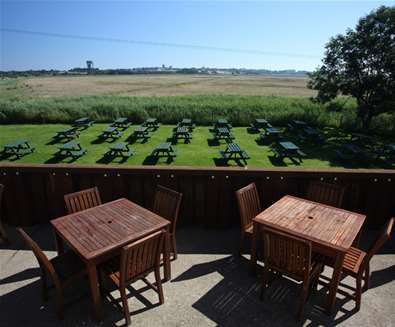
[357,103,373,130]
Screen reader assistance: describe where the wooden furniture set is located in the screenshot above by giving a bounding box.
[151,142,177,159]
[72,117,94,129]
[219,142,249,165]
[236,181,394,320]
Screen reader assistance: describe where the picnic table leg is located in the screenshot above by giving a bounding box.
[326,252,345,314]
[87,262,102,321]
[250,222,259,274]
[54,232,64,255]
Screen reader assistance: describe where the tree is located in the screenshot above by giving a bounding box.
[308,6,395,129]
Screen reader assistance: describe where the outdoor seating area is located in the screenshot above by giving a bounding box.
[0,175,394,326]
[0,118,394,168]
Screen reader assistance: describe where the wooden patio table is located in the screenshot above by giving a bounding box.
[51,198,171,321]
[251,195,365,315]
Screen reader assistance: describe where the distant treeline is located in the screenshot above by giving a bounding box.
[0,67,309,78]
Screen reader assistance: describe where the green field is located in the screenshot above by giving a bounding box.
[0,124,393,169]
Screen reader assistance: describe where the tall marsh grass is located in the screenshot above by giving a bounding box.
[0,94,392,134]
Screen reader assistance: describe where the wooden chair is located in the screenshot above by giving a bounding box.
[260,228,322,320]
[64,186,102,214]
[101,230,165,326]
[152,185,182,260]
[235,183,261,255]
[318,217,394,311]
[17,228,86,320]
[0,184,8,243]
[306,181,345,207]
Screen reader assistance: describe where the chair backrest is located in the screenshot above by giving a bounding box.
[152,185,182,234]
[119,230,165,284]
[365,217,395,264]
[17,228,61,287]
[64,186,102,214]
[235,183,261,229]
[262,227,312,281]
[306,181,345,208]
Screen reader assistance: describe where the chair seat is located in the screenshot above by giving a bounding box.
[318,247,366,275]
[50,251,85,281]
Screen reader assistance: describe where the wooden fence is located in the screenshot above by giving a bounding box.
[0,164,394,228]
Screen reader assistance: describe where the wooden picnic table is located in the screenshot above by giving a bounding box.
[55,140,87,158]
[72,117,94,129]
[104,142,134,159]
[257,127,282,143]
[53,127,79,141]
[219,143,249,165]
[272,141,306,162]
[51,198,171,321]
[253,118,271,129]
[111,117,131,130]
[151,142,177,158]
[214,119,232,130]
[213,127,235,142]
[130,126,151,141]
[172,126,192,143]
[177,118,195,130]
[1,139,35,158]
[336,143,369,161]
[99,126,123,140]
[251,195,366,314]
[143,118,160,130]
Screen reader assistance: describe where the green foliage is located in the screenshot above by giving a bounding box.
[308,6,395,129]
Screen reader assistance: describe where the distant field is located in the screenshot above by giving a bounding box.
[1,74,315,98]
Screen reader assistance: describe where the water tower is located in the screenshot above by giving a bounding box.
[86,60,94,74]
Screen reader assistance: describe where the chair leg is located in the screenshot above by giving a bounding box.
[239,232,245,256]
[260,265,270,300]
[363,265,370,291]
[41,271,48,302]
[155,267,164,304]
[55,288,64,321]
[120,286,131,326]
[171,235,178,261]
[298,283,309,321]
[355,275,362,311]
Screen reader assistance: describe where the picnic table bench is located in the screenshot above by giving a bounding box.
[55,140,87,158]
[129,126,151,142]
[177,118,196,130]
[151,142,177,158]
[272,141,306,162]
[53,127,80,141]
[212,127,235,142]
[104,142,134,159]
[111,117,131,130]
[142,118,160,130]
[300,126,324,143]
[72,117,94,129]
[219,143,250,165]
[172,127,192,143]
[98,127,123,140]
[256,127,283,143]
[214,118,232,130]
[1,140,35,158]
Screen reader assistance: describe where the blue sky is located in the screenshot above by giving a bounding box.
[1,1,393,71]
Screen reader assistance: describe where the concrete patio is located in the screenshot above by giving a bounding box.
[1,225,394,327]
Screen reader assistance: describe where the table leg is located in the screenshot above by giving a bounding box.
[251,222,258,274]
[163,227,171,281]
[326,252,345,314]
[87,262,102,321]
[54,232,64,255]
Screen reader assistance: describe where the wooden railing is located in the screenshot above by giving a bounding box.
[0,164,394,227]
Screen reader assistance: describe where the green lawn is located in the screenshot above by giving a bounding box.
[0,124,393,169]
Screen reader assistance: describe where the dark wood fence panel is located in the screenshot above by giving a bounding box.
[0,164,394,228]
